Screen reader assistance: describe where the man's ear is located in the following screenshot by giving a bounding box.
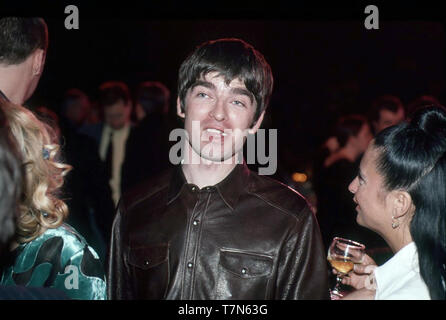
[32,49,46,76]
[389,190,414,220]
[177,97,185,119]
[248,111,265,135]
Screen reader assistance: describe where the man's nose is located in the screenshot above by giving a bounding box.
[209,99,226,121]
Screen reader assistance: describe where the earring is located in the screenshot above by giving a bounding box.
[391,216,399,229]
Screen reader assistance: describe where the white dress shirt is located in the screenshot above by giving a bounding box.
[374,242,431,300]
[99,124,130,205]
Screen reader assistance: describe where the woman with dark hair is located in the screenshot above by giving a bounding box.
[339,105,446,300]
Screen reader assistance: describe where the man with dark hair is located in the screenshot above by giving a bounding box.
[108,38,329,300]
[60,88,91,130]
[0,17,48,104]
[81,81,133,205]
[368,94,405,134]
[121,81,172,192]
[133,81,170,122]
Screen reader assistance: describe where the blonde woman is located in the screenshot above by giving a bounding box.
[0,100,106,300]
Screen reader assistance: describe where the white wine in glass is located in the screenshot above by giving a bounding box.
[327,237,365,299]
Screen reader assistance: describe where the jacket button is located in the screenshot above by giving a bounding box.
[193,219,199,226]
[241,268,248,275]
[191,186,197,192]
[144,260,150,266]
[187,262,193,268]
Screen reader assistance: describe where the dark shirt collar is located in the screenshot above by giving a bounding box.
[167,162,251,211]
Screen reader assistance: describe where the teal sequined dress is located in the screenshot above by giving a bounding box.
[0,223,107,300]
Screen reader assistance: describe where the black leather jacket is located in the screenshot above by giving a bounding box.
[108,163,329,299]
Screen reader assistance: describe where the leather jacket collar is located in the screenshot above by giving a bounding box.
[167,163,251,211]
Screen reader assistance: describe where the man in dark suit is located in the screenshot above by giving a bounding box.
[80,81,133,206]
[121,81,173,193]
[58,89,116,264]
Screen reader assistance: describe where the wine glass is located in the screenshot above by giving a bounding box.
[327,237,365,299]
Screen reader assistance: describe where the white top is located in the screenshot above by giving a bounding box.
[374,242,431,300]
[99,124,130,205]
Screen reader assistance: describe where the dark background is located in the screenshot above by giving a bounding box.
[5,0,446,196]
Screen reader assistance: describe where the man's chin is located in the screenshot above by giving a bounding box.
[198,144,232,162]
[199,153,233,164]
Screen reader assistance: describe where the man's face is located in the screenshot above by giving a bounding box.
[178,72,263,163]
[104,99,131,130]
[373,107,405,133]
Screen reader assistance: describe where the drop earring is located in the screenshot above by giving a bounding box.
[391,216,399,229]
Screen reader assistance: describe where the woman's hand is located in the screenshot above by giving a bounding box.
[341,287,376,300]
[332,253,377,290]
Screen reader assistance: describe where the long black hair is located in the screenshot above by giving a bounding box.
[373,105,446,300]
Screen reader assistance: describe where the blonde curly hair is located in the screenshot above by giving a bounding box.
[1,100,72,243]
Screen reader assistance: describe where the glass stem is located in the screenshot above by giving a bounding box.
[334,275,343,292]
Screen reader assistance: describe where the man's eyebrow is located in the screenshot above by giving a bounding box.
[230,87,254,104]
[190,80,216,91]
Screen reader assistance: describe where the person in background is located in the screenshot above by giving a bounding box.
[314,114,390,264]
[0,100,106,300]
[406,95,441,119]
[58,89,115,264]
[34,106,60,137]
[368,94,405,135]
[80,81,133,206]
[132,81,170,123]
[0,17,47,105]
[59,88,91,131]
[121,81,172,192]
[340,105,446,300]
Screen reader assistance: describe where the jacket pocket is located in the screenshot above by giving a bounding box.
[127,243,169,299]
[215,248,273,300]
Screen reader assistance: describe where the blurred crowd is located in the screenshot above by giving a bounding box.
[31,80,174,262]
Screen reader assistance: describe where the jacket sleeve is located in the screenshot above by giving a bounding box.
[107,200,135,300]
[61,246,107,300]
[275,204,330,300]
